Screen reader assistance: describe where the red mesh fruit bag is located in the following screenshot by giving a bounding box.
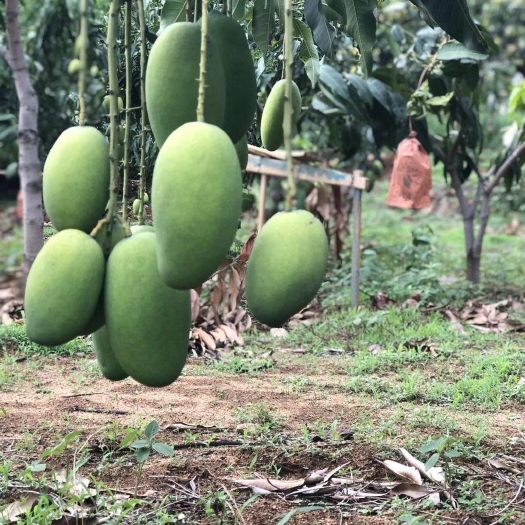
[386,132,432,209]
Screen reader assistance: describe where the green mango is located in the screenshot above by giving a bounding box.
[152,122,242,290]
[261,79,302,152]
[145,22,226,147]
[130,224,154,234]
[78,294,105,336]
[25,229,105,345]
[43,126,109,232]
[104,233,191,387]
[199,11,257,143]
[92,325,128,381]
[245,210,328,327]
[234,135,249,171]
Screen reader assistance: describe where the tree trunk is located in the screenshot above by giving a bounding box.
[4,0,44,284]
[466,252,481,283]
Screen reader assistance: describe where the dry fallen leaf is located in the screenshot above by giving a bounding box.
[399,448,446,486]
[382,460,423,485]
[1,492,40,522]
[390,482,434,500]
[488,458,522,475]
[234,477,304,492]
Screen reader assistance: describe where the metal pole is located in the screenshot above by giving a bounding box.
[351,188,362,309]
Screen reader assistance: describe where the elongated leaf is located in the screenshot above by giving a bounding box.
[294,18,321,86]
[325,0,346,25]
[272,0,285,25]
[344,0,376,77]
[303,56,322,87]
[305,0,333,56]
[345,73,373,107]
[320,64,368,121]
[252,0,275,56]
[437,42,487,62]
[277,506,325,525]
[232,0,248,21]
[159,0,187,34]
[408,0,488,53]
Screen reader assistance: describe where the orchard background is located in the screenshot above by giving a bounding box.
[1,0,525,523]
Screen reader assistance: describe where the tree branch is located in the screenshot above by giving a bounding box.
[487,141,525,195]
[0,44,14,69]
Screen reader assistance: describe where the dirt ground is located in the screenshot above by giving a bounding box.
[2,350,525,524]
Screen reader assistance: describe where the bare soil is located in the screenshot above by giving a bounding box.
[2,349,525,524]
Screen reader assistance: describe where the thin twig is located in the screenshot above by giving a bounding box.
[62,392,106,398]
[484,478,524,517]
[196,0,208,122]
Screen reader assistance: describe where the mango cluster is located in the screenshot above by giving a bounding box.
[25,15,326,391]
[28,125,192,387]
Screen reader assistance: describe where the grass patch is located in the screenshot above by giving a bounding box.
[0,323,92,358]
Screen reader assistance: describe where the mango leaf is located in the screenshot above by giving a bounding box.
[305,0,333,56]
[232,0,248,21]
[252,0,275,56]
[159,0,186,34]
[343,0,376,77]
[426,92,454,107]
[320,64,369,122]
[437,43,487,62]
[294,18,321,87]
[408,0,488,53]
[324,0,346,25]
[272,0,285,25]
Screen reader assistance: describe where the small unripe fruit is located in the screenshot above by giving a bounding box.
[68,59,82,75]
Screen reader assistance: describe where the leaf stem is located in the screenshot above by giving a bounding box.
[104,0,122,252]
[196,0,208,123]
[137,0,149,225]
[77,0,88,125]
[122,1,132,221]
[283,0,295,211]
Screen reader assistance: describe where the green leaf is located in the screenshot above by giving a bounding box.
[319,64,368,121]
[343,0,377,77]
[324,0,347,25]
[232,0,248,21]
[159,0,187,35]
[408,0,488,53]
[272,0,285,25]
[426,92,454,107]
[144,420,160,440]
[303,56,322,88]
[41,430,82,459]
[135,447,151,463]
[424,452,440,471]
[119,429,141,449]
[437,43,488,62]
[277,506,325,525]
[152,442,174,456]
[252,0,275,56]
[130,439,150,450]
[294,18,321,87]
[444,449,461,458]
[305,0,333,56]
[420,436,447,454]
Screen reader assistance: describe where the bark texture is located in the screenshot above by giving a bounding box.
[2,0,44,284]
